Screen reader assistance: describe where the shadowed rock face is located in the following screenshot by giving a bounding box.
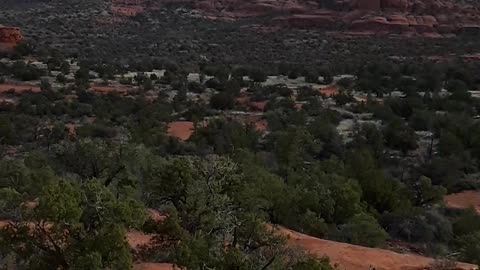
[109,0,480,36]
[0,25,23,52]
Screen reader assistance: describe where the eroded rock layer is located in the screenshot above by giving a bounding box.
[109,0,480,36]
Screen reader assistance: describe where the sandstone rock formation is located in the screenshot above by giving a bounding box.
[0,25,23,52]
[107,0,480,36]
[344,0,477,35]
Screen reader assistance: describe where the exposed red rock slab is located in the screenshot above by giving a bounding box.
[445,191,480,214]
[0,84,40,94]
[167,121,195,141]
[280,227,476,270]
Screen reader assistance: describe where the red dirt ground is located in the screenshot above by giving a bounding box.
[319,86,338,97]
[127,230,155,250]
[129,227,477,270]
[166,121,195,141]
[2,218,476,270]
[0,84,40,94]
[445,191,480,214]
[280,227,476,270]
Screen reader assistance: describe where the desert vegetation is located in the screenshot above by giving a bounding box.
[1,0,480,270]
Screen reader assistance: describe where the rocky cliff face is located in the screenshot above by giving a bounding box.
[346,0,480,35]
[0,25,23,52]
[109,0,480,36]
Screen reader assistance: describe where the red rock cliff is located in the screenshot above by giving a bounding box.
[107,0,480,36]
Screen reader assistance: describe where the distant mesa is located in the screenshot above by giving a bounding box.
[108,0,480,37]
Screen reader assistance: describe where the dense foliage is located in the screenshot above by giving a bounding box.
[1,1,480,268]
[0,56,480,269]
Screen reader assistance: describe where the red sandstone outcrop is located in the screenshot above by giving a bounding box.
[106,0,480,36]
[349,14,441,34]
[0,25,23,52]
[345,0,480,35]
